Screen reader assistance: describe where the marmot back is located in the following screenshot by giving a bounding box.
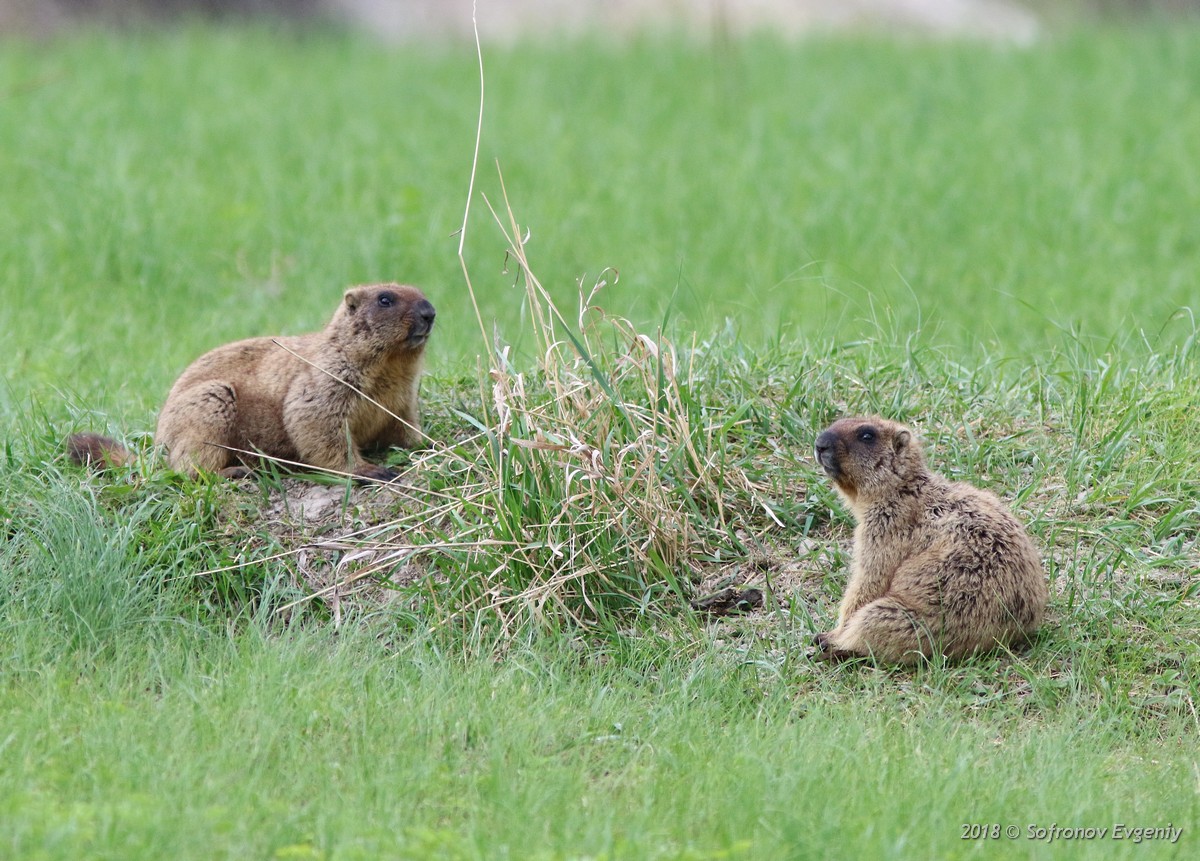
[813,416,1047,664]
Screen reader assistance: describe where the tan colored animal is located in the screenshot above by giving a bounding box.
[812,416,1046,664]
[69,283,434,482]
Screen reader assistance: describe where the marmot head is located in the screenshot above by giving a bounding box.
[341,283,436,353]
[814,416,926,505]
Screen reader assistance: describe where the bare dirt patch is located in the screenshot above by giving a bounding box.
[252,477,435,624]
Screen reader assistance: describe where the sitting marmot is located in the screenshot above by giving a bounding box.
[69,283,434,482]
[812,416,1046,664]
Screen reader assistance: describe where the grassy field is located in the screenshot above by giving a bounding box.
[2,20,1199,861]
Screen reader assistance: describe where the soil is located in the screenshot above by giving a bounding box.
[254,478,434,626]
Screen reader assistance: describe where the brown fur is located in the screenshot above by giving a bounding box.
[812,416,1046,665]
[68,283,434,482]
[66,432,135,470]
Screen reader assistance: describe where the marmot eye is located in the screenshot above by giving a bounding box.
[377,294,394,308]
[858,429,876,443]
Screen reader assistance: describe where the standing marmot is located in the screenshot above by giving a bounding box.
[69,283,435,482]
[812,416,1046,664]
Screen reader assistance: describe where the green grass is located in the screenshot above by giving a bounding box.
[2,628,1196,860]
[3,24,1200,416]
[2,21,1199,861]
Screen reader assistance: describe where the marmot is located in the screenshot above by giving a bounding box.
[812,416,1046,664]
[68,283,435,482]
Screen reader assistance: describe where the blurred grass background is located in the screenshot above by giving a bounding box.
[3,23,1199,431]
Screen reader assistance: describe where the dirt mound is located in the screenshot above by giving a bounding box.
[255,478,432,626]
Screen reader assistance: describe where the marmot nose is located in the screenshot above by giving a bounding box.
[814,429,839,473]
[416,300,436,327]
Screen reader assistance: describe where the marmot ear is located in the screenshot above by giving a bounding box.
[343,289,360,313]
[893,429,911,452]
